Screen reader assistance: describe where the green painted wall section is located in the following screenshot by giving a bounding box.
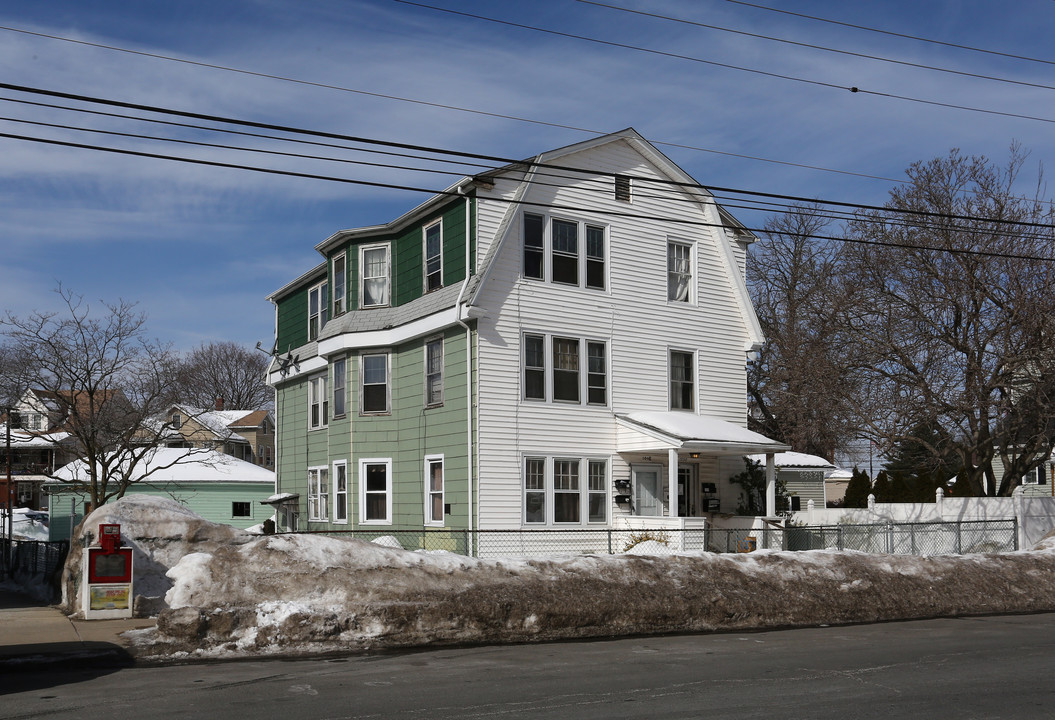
[46,481,275,541]
[275,325,472,532]
[274,196,473,355]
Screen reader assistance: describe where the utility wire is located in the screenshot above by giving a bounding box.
[0,23,899,185]
[578,0,1055,93]
[3,128,1050,263]
[10,103,1043,245]
[721,0,1055,68]
[394,0,1055,125]
[3,81,1052,234]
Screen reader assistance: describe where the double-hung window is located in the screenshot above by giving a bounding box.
[523,456,608,525]
[308,466,329,521]
[360,458,392,524]
[332,253,346,316]
[361,352,389,414]
[309,374,328,429]
[425,455,444,525]
[551,220,579,285]
[670,350,695,411]
[667,241,693,302]
[524,334,546,400]
[332,358,346,418]
[308,281,329,341]
[424,222,443,292]
[333,461,348,523]
[552,337,580,403]
[522,334,607,406]
[361,244,390,308]
[522,213,606,290]
[425,338,443,407]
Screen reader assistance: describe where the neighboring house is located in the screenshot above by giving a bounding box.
[0,422,72,511]
[266,129,788,544]
[160,402,275,468]
[747,452,836,511]
[45,447,275,540]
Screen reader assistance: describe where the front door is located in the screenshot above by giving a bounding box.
[633,465,663,516]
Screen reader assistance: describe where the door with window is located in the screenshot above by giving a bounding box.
[632,465,663,516]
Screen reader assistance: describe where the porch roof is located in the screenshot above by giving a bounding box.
[615,411,790,456]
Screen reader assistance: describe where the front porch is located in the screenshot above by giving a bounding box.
[614,411,790,520]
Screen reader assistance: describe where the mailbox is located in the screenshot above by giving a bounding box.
[82,523,134,619]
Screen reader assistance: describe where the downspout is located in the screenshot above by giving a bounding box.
[454,184,475,554]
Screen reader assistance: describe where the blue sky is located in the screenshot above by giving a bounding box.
[2,0,1054,353]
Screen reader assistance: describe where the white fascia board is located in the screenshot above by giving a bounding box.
[317,306,461,357]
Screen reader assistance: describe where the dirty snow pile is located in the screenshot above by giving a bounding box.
[71,497,1055,661]
[62,496,255,617]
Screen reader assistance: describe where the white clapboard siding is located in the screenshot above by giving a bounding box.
[471,136,757,528]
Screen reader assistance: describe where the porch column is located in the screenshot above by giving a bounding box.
[668,448,679,517]
[765,452,776,517]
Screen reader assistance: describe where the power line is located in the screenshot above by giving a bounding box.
[0,22,900,185]
[3,127,1052,263]
[578,0,1055,93]
[721,0,1055,68]
[3,82,1052,234]
[394,1,1055,125]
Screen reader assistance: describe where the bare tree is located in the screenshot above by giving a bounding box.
[842,147,1055,496]
[747,204,860,459]
[174,341,272,410]
[1,286,213,509]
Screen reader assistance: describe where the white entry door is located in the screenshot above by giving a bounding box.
[633,465,663,516]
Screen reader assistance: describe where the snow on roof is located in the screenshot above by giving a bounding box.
[51,446,275,484]
[747,452,836,469]
[619,411,788,451]
[0,423,70,447]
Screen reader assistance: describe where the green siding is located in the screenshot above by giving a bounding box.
[276,283,311,353]
[275,326,472,532]
[46,481,274,541]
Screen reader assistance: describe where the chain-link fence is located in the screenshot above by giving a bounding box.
[300,519,1017,558]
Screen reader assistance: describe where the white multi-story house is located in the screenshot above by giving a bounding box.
[267,129,788,551]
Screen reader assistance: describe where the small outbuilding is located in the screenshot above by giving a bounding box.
[45,447,275,540]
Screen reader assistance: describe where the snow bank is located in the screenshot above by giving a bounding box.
[72,499,1055,661]
[61,496,255,617]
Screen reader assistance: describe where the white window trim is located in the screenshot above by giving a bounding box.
[424,337,444,408]
[333,460,348,525]
[424,454,444,526]
[521,212,608,291]
[360,351,391,415]
[308,374,329,430]
[308,465,329,522]
[332,357,347,419]
[423,220,443,293]
[667,239,696,305]
[359,457,393,525]
[521,333,609,407]
[332,252,347,316]
[669,347,696,412]
[521,455,610,527]
[308,280,328,341]
[359,242,392,309]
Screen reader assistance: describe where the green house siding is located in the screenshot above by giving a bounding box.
[274,326,472,532]
[46,481,274,541]
[275,282,312,353]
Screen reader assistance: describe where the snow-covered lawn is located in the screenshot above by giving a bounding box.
[63,497,1055,662]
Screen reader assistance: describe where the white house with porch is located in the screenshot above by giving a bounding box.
[266,128,787,552]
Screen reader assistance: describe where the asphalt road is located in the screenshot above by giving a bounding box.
[4,614,1055,719]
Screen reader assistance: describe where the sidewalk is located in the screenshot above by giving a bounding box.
[0,586,155,669]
